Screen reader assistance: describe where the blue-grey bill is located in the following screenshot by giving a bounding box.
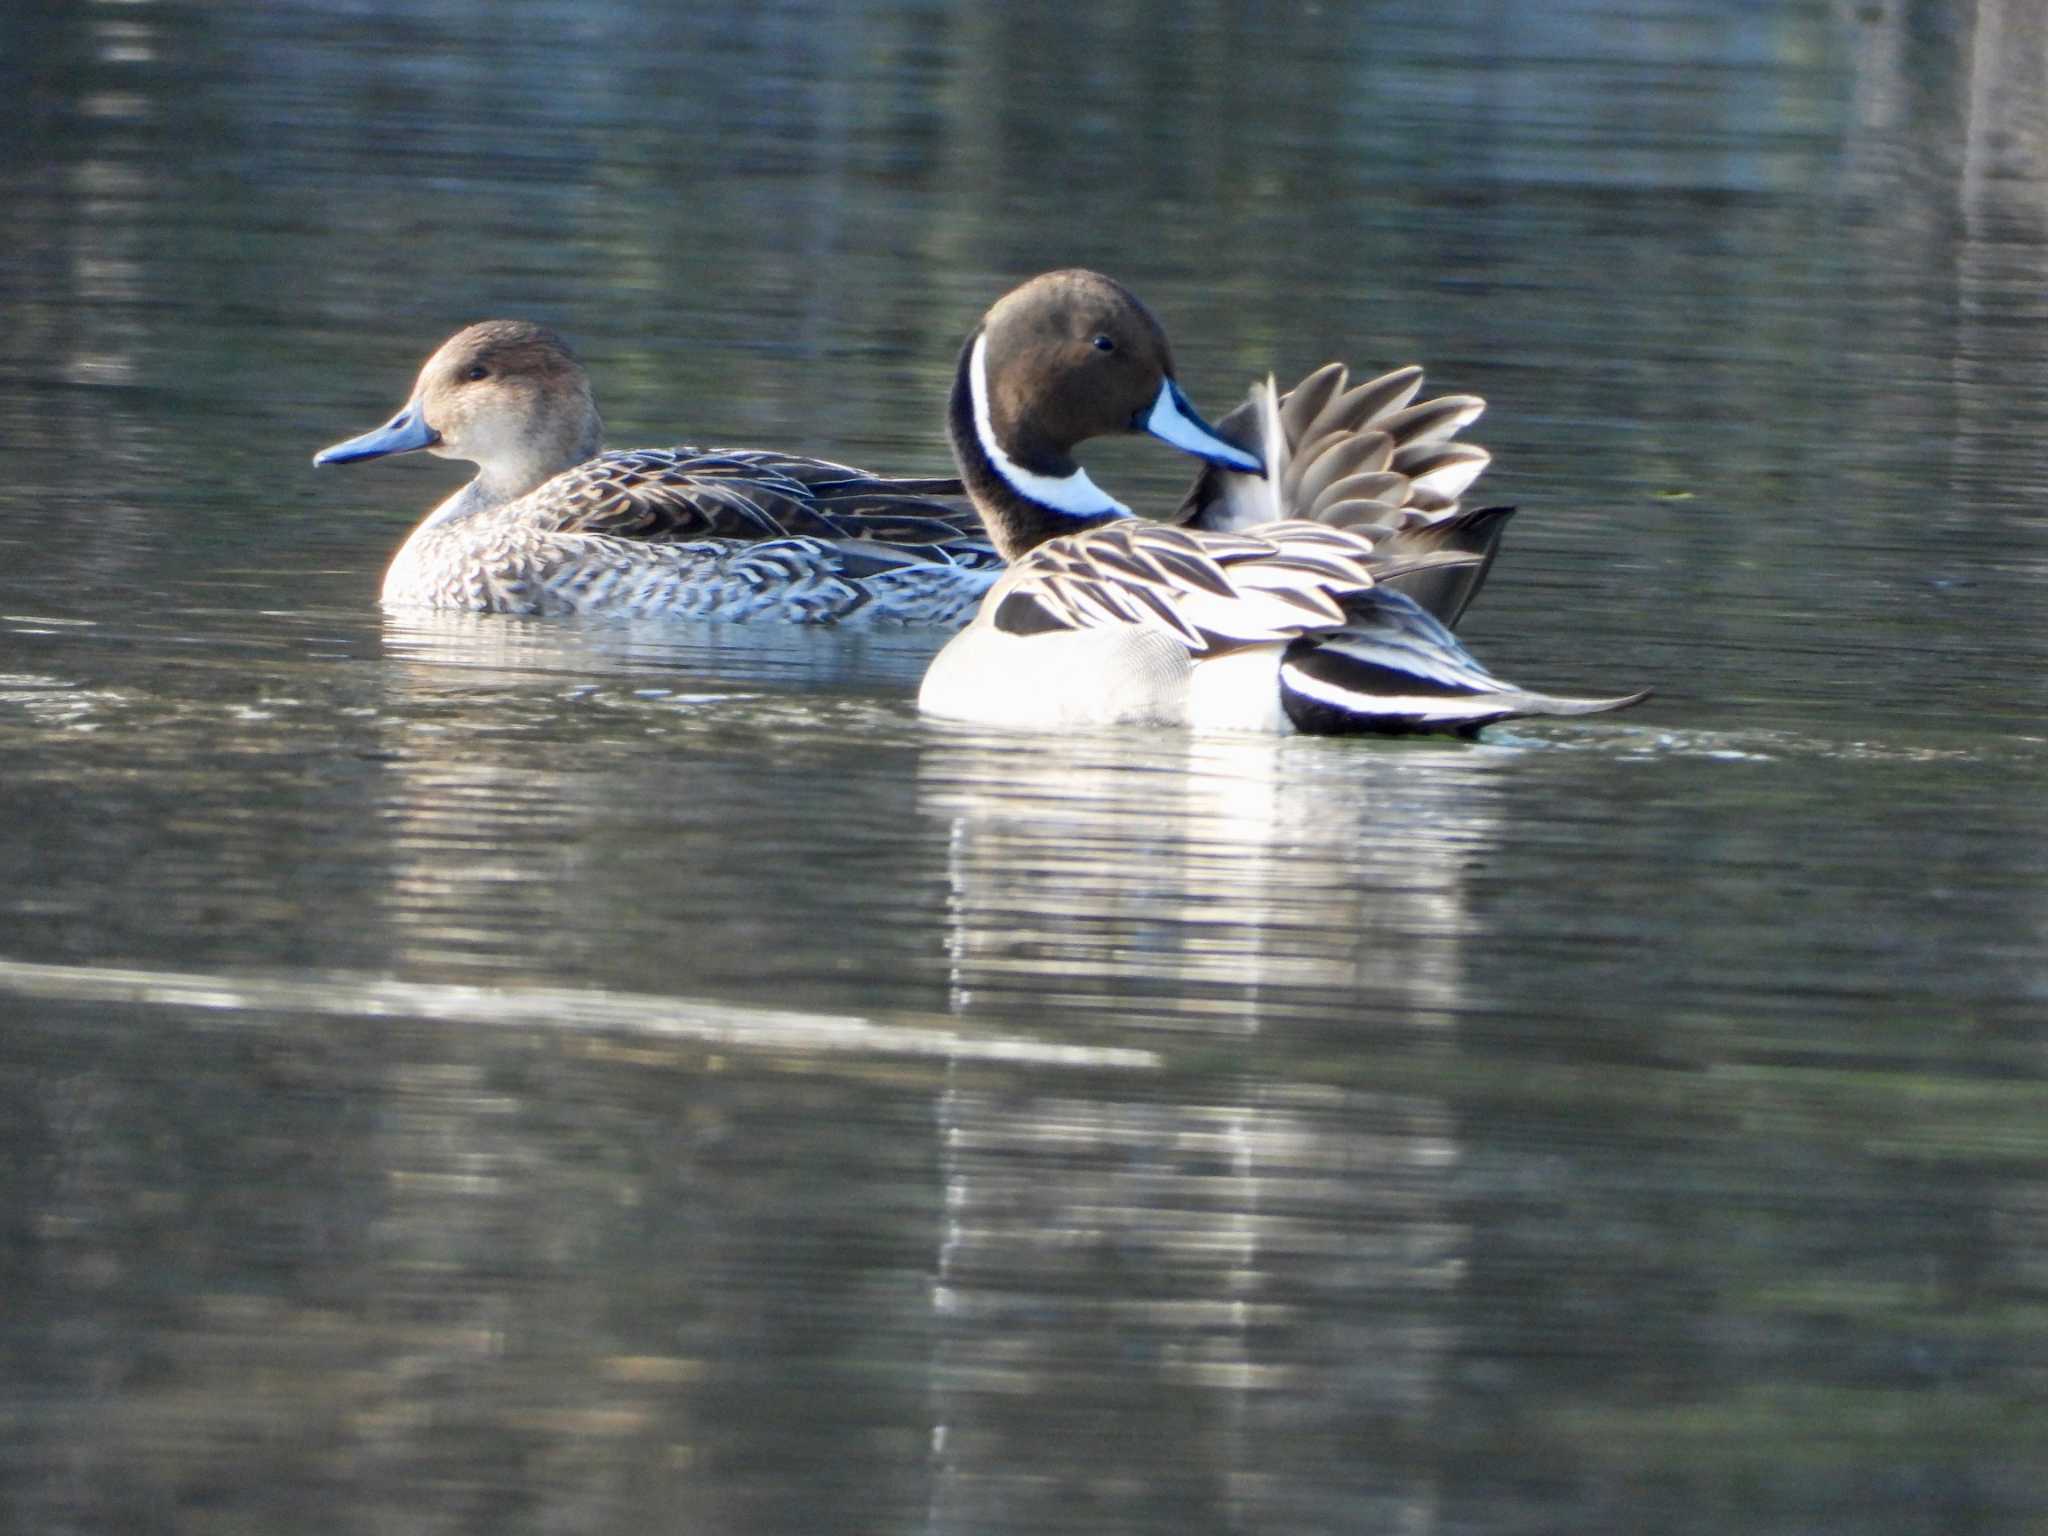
[312,402,439,466]
[1141,378,1263,474]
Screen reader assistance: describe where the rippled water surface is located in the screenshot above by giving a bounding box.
[5,2,2048,1532]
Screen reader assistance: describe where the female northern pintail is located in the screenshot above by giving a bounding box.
[918,269,1649,735]
[313,321,1000,624]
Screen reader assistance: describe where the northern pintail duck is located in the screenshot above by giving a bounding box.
[313,321,999,624]
[918,270,1648,735]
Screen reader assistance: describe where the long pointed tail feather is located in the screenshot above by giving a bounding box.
[1276,588,1649,737]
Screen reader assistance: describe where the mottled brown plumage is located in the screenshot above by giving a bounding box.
[315,321,998,623]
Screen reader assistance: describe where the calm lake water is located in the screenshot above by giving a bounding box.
[4,1,2048,1531]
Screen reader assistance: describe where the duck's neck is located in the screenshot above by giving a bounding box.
[949,331,1130,562]
[415,479,492,533]
[426,400,605,531]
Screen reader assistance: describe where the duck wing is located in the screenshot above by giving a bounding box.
[983,519,1644,735]
[986,518,1483,653]
[1174,365,1507,626]
[532,448,996,566]
[677,445,965,501]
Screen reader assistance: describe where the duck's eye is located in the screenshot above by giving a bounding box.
[1091,334,1115,353]
[462,364,489,382]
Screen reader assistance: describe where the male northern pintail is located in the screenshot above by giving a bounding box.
[313,321,1000,623]
[918,269,1649,735]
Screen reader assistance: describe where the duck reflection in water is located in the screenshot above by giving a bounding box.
[916,728,1499,1527]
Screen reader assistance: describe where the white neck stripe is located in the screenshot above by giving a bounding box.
[969,334,1130,519]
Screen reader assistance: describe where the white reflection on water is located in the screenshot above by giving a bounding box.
[914,729,1499,1529]
[369,609,946,979]
[0,957,1155,1070]
[377,596,947,695]
[920,728,1505,1022]
[0,669,126,731]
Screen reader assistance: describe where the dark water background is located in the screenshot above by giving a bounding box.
[4,1,2047,1531]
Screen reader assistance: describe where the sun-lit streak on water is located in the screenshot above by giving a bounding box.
[0,957,1161,1069]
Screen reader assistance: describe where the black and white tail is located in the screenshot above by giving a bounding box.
[1278,588,1650,737]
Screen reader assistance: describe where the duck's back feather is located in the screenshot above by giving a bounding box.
[984,517,1479,656]
[1175,365,1508,625]
[528,447,995,567]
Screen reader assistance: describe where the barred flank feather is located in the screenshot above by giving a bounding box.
[511,533,1002,624]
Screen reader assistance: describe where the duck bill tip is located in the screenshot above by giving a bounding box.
[1142,378,1263,476]
[312,403,439,467]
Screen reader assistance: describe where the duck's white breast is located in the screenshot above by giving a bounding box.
[918,621,1202,728]
[1183,644,1290,733]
